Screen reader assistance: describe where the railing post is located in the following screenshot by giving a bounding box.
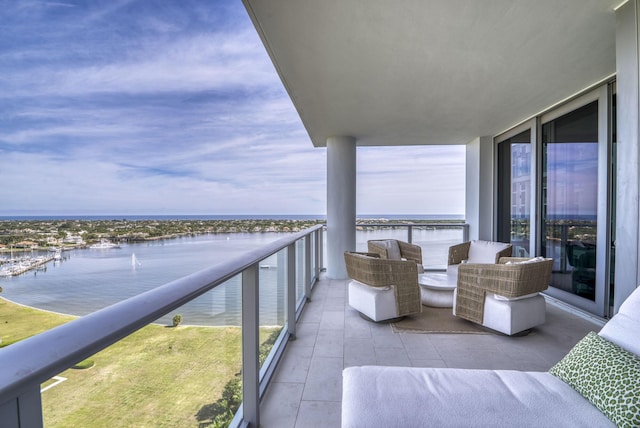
[0,387,43,428]
[304,236,311,299]
[287,243,296,339]
[319,228,324,271]
[560,224,568,272]
[242,264,260,428]
[463,224,470,242]
[276,251,286,325]
[314,229,321,278]
[407,225,413,243]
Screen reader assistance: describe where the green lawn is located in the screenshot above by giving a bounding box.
[0,298,75,344]
[0,298,281,427]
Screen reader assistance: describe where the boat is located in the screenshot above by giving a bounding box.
[259,264,277,269]
[131,253,141,268]
[89,239,120,249]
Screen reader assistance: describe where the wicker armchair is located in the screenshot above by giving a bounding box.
[367,239,424,273]
[344,251,421,322]
[454,257,553,335]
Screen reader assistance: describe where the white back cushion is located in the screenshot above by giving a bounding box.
[379,240,402,260]
[599,286,640,357]
[467,240,511,264]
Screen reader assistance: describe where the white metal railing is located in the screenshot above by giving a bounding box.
[0,225,324,428]
[0,221,465,427]
[353,222,470,270]
[355,222,469,244]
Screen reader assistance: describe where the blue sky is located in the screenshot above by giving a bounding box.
[0,0,465,217]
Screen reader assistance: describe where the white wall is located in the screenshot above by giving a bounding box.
[465,136,494,241]
[614,1,640,312]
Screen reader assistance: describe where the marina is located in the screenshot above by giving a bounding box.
[0,255,56,277]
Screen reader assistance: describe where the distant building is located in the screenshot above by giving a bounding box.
[63,234,85,245]
[14,241,38,249]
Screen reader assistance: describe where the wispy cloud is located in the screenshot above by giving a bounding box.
[0,1,465,216]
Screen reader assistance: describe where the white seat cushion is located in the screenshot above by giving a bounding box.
[453,290,545,335]
[342,366,614,427]
[446,263,459,276]
[494,292,540,301]
[483,293,546,335]
[505,256,545,265]
[348,280,398,321]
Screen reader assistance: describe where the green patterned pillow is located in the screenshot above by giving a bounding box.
[550,331,640,428]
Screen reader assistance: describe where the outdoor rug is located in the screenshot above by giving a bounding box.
[391,307,490,334]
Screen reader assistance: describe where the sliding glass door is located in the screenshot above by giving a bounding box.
[541,101,599,301]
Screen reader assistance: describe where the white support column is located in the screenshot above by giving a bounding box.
[465,136,494,241]
[615,1,640,312]
[327,136,356,279]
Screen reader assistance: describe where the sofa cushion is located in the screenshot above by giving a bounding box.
[342,366,614,427]
[599,286,640,356]
[467,240,511,263]
[505,256,545,265]
[550,331,640,428]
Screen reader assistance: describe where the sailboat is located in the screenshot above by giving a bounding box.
[131,253,141,268]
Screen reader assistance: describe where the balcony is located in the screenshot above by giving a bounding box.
[0,223,605,427]
[259,274,603,427]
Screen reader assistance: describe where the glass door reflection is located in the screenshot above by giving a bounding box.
[541,101,598,301]
[497,130,531,257]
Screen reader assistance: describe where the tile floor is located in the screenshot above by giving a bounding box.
[259,275,604,427]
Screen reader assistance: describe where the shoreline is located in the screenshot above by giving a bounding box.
[0,217,468,252]
[0,297,280,329]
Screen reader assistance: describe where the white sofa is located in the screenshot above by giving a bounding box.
[342,287,640,427]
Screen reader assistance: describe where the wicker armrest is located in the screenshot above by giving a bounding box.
[397,241,423,265]
[494,246,514,263]
[448,241,471,265]
[367,241,389,259]
[457,259,553,298]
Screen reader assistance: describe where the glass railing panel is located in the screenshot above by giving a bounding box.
[355,227,410,251]
[1,225,324,428]
[410,225,466,270]
[258,250,286,372]
[41,278,243,428]
[355,225,466,270]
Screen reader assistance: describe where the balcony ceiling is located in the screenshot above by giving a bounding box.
[243,0,618,147]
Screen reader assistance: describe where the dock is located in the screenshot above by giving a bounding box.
[0,256,55,277]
